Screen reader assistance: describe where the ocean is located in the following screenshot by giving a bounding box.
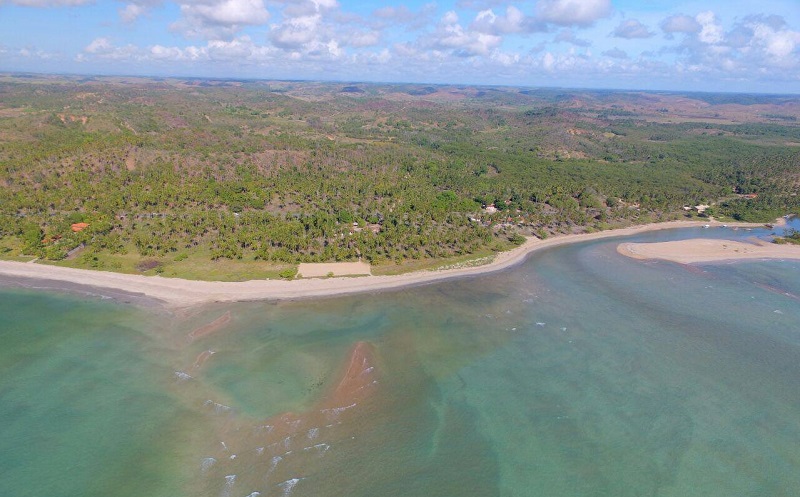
[1,222,799,497]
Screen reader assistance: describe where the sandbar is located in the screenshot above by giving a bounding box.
[0,219,782,308]
[618,238,800,264]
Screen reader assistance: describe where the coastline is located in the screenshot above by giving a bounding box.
[0,219,776,308]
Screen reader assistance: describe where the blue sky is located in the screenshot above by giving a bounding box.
[1,0,799,92]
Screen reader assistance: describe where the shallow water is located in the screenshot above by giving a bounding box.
[1,224,799,497]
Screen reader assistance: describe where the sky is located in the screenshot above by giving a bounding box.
[1,0,799,93]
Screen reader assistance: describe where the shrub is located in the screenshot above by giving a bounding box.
[279,267,298,280]
[509,233,526,245]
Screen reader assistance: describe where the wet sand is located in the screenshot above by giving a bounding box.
[0,220,772,308]
[617,238,800,264]
[0,273,165,308]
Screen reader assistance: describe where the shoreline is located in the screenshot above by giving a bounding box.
[0,219,778,308]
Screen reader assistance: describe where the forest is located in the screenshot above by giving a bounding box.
[1,74,798,278]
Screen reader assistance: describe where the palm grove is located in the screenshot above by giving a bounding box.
[1,77,798,275]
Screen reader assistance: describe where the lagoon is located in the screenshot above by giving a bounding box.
[1,224,799,497]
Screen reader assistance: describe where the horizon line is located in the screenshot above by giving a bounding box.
[3,70,799,98]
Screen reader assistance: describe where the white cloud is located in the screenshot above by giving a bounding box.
[754,26,797,59]
[371,3,435,29]
[371,5,406,20]
[470,6,525,35]
[207,36,270,60]
[172,0,270,39]
[85,37,112,53]
[613,19,653,39]
[344,30,381,48]
[490,49,520,66]
[120,3,146,22]
[79,35,281,65]
[4,0,92,6]
[426,10,502,56]
[270,14,321,48]
[150,44,184,60]
[442,10,458,25]
[696,11,723,44]
[188,0,269,25]
[118,0,161,23]
[82,37,140,60]
[282,0,336,18]
[6,0,800,93]
[375,48,391,64]
[542,51,555,70]
[391,42,418,58]
[535,0,611,27]
[653,11,800,84]
[554,29,590,47]
[660,14,701,37]
[266,0,348,60]
[455,0,506,9]
[373,5,412,23]
[18,47,56,59]
[745,17,800,63]
[602,47,627,59]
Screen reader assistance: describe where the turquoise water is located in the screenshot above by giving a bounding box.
[1,225,799,497]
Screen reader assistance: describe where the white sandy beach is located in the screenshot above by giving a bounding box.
[0,219,782,308]
[617,238,800,264]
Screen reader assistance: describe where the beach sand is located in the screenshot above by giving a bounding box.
[0,220,777,308]
[617,238,800,264]
[298,261,371,278]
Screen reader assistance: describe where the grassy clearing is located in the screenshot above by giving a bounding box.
[0,254,38,262]
[165,257,292,281]
[0,239,35,262]
[37,244,294,281]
